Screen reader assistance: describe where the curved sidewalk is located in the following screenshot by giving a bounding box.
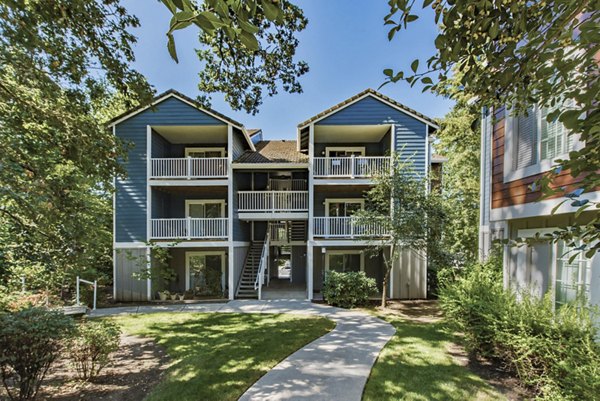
[91,300,396,401]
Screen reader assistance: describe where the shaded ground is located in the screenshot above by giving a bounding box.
[363,300,530,401]
[37,334,169,401]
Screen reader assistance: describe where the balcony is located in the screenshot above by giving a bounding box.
[150,218,228,240]
[313,156,390,178]
[238,191,309,220]
[313,216,389,238]
[150,157,228,180]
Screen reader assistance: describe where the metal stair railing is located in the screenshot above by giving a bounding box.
[253,232,270,300]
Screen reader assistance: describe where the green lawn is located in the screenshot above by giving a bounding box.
[363,314,505,401]
[113,312,334,401]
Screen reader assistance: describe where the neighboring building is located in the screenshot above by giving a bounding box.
[479,106,599,312]
[110,89,439,301]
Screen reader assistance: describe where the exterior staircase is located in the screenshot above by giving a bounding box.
[235,241,265,298]
[288,221,307,241]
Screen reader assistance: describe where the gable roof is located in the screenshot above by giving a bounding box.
[234,140,308,165]
[107,89,255,150]
[297,88,439,129]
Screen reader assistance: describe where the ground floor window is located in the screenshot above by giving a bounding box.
[555,241,591,308]
[186,252,226,296]
[325,250,364,273]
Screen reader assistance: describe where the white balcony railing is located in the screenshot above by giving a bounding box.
[150,218,228,240]
[238,191,309,212]
[150,157,228,179]
[313,216,389,238]
[313,156,390,178]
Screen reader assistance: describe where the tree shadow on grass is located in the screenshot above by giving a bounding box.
[363,315,505,401]
[114,312,334,401]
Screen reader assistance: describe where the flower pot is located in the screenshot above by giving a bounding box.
[158,292,168,301]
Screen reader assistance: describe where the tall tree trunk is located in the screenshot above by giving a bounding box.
[381,243,395,308]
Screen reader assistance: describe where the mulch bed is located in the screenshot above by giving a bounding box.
[35,335,169,401]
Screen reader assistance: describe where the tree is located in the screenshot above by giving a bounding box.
[160,0,308,114]
[0,1,152,294]
[435,99,481,263]
[357,156,447,307]
[382,0,600,256]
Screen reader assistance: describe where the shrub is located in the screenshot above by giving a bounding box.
[67,319,121,380]
[439,256,600,400]
[322,271,377,308]
[0,307,75,400]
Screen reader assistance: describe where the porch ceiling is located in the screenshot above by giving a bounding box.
[153,125,228,144]
[314,124,391,143]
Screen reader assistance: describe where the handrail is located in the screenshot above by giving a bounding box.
[254,232,270,300]
[313,156,391,178]
[150,157,228,179]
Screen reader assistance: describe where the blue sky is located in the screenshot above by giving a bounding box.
[124,0,453,139]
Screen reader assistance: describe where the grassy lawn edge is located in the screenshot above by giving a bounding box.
[111,312,335,401]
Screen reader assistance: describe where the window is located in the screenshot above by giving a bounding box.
[185,252,226,294]
[506,103,579,181]
[325,147,365,157]
[325,250,364,273]
[184,147,225,158]
[325,199,364,217]
[185,200,225,218]
[555,241,591,308]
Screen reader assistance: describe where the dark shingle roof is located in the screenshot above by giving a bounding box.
[234,140,308,164]
[297,88,438,128]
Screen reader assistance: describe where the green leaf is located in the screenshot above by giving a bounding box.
[172,0,185,9]
[551,199,567,215]
[261,0,280,22]
[406,14,419,23]
[239,31,260,51]
[421,76,433,84]
[423,0,434,7]
[411,59,419,73]
[383,68,394,77]
[161,0,177,13]
[167,33,179,63]
[239,19,260,34]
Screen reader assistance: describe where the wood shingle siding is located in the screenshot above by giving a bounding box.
[115,96,226,242]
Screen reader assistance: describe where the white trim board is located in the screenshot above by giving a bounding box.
[298,92,439,130]
[232,163,309,170]
[149,179,229,187]
[490,191,600,221]
[313,178,376,186]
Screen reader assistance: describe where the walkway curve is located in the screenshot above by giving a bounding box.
[91,300,396,401]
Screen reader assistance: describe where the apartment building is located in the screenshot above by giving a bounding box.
[479,106,599,312]
[110,89,439,301]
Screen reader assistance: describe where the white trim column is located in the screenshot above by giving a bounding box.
[146,246,152,301]
[307,123,315,300]
[227,124,235,300]
[145,125,152,301]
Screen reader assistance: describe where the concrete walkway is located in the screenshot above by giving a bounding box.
[91,300,396,401]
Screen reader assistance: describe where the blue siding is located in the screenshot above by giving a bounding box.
[232,172,251,241]
[115,96,226,243]
[232,127,249,159]
[317,96,427,174]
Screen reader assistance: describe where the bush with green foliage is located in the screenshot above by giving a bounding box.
[322,271,377,309]
[67,319,121,380]
[439,255,600,400]
[0,307,75,400]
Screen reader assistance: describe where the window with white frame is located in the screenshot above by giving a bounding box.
[555,241,591,308]
[184,147,225,158]
[325,199,364,217]
[325,250,364,273]
[185,200,225,218]
[506,102,579,181]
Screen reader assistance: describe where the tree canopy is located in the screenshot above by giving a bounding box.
[0,1,152,293]
[161,0,308,114]
[383,0,599,255]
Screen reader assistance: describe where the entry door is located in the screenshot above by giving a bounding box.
[327,200,363,217]
[186,200,224,218]
[186,252,226,295]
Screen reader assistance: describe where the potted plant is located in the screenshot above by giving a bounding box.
[178,293,185,301]
[158,290,170,301]
[170,292,178,301]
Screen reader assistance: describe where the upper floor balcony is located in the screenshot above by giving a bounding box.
[150,217,228,240]
[313,216,389,239]
[313,156,390,178]
[150,157,228,180]
[238,191,309,213]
